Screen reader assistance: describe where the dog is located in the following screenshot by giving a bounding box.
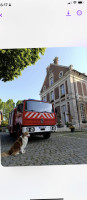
[1,132,30,157]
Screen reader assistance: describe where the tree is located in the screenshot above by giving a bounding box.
[0,48,46,82]
[0,99,15,122]
[0,99,15,121]
[4,99,15,120]
[0,99,4,110]
[16,100,23,107]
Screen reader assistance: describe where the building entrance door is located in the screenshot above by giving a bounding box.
[61,105,67,124]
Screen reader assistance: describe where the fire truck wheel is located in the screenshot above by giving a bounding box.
[43,132,51,139]
[9,132,13,137]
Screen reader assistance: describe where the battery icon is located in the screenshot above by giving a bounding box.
[78,1,84,3]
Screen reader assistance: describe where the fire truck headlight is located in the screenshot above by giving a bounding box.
[51,126,56,131]
[26,127,35,132]
[30,127,35,132]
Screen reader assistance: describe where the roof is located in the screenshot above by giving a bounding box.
[40,57,87,94]
[40,63,69,93]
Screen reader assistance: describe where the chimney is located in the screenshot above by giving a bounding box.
[53,57,58,65]
[69,65,73,70]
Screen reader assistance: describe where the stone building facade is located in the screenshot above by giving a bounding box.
[40,57,87,128]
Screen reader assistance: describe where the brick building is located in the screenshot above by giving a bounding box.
[40,57,87,128]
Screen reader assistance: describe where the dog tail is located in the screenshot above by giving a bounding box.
[1,152,9,157]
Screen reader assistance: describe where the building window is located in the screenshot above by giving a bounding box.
[49,76,54,86]
[80,103,86,122]
[43,96,47,102]
[50,91,54,101]
[43,85,46,91]
[60,84,65,97]
[59,71,63,78]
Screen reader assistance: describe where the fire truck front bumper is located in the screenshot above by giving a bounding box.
[22,125,57,134]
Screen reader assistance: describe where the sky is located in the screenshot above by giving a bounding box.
[0,47,87,104]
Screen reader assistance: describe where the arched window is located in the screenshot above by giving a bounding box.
[49,76,54,86]
[59,71,63,78]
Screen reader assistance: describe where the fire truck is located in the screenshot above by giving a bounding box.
[8,99,57,139]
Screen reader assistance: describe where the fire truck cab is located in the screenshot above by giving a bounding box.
[8,99,57,139]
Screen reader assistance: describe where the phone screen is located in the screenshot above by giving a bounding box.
[0,1,87,200]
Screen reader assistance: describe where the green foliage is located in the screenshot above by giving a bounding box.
[65,121,71,127]
[16,100,23,107]
[0,98,5,110]
[0,99,15,121]
[0,48,46,82]
[1,120,8,127]
[0,99,24,121]
[4,99,15,120]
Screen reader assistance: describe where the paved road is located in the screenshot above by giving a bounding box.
[1,131,87,166]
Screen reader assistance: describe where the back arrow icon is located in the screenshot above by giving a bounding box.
[0,13,2,17]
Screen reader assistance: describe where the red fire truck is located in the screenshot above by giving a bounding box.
[8,99,57,139]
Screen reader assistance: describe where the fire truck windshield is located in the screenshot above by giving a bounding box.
[25,100,54,113]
